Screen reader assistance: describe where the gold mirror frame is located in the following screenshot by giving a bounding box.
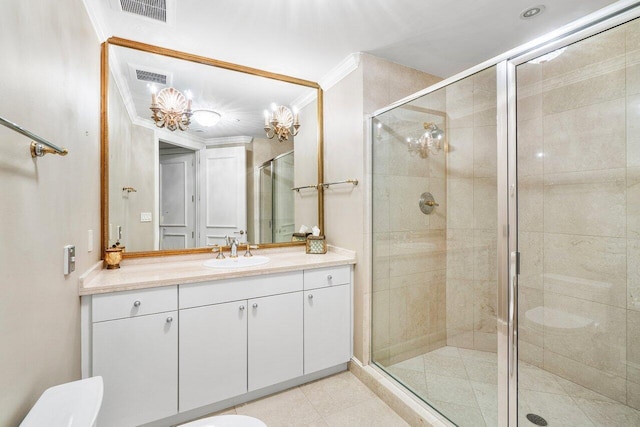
[101,37,324,259]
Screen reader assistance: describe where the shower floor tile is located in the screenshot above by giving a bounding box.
[385,346,640,427]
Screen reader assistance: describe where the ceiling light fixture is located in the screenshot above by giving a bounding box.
[264,103,300,142]
[520,5,545,19]
[192,110,221,127]
[150,87,193,131]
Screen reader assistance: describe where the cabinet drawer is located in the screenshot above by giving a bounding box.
[180,271,303,309]
[92,286,177,323]
[303,265,350,290]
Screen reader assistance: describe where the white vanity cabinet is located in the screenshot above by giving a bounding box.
[84,263,352,426]
[248,292,303,391]
[178,271,304,411]
[91,286,178,427]
[179,300,248,412]
[303,266,351,374]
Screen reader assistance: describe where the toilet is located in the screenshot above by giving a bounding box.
[20,376,103,427]
[181,414,267,427]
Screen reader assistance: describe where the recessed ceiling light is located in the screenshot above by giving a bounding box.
[520,5,545,19]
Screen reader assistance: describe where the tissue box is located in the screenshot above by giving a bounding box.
[306,235,327,254]
[291,232,311,242]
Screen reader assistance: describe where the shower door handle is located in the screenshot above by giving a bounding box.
[509,251,520,378]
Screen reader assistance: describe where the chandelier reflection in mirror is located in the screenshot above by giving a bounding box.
[150,87,193,131]
[407,122,445,158]
[264,103,300,142]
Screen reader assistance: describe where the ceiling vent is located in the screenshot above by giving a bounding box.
[120,0,167,22]
[135,69,167,85]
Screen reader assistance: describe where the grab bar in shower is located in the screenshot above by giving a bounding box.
[0,115,69,158]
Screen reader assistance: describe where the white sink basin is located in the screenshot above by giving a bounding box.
[203,256,270,269]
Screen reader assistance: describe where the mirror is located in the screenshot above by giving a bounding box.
[101,38,323,257]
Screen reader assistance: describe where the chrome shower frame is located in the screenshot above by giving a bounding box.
[369,1,640,425]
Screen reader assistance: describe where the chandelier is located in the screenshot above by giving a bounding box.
[264,104,300,142]
[408,122,444,158]
[150,87,193,131]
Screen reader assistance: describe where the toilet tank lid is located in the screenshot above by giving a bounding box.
[20,376,103,427]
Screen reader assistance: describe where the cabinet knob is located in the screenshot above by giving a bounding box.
[239,305,245,311]
[166,316,173,323]
[308,294,314,299]
[133,300,141,307]
[327,275,333,281]
[252,303,258,308]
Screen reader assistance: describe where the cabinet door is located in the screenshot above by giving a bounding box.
[179,301,247,411]
[93,311,178,427]
[248,292,303,391]
[304,284,351,374]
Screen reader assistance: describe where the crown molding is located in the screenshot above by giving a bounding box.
[203,135,254,147]
[319,52,361,91]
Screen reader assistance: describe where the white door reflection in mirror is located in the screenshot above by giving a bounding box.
[201,146,247,247]
[159,148,196,250]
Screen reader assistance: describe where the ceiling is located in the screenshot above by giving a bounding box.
[84,0,620,81]
[88,0,623,140]
[109,44,314,139]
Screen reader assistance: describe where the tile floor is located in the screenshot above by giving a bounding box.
[385,346,640,427]
[182,371,409,427]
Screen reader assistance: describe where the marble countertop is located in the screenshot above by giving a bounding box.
[79,246,356,296]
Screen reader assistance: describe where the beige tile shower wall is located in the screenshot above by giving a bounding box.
[517,21,640,407]
[0,0,101,425]
[325,53,441,365]
[372,88,448,365]
[445,67,498,353]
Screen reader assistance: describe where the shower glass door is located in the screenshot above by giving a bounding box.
[514,17,640,426]
[371,65,500,426]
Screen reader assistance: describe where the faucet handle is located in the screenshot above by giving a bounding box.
[244,244,259,257]
[211,244,225,259]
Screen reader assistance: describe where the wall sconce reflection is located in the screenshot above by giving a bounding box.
[150,87,193,132]
[264,103,300,142]
[407,122,444,158]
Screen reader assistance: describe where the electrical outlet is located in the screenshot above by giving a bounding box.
[140,212,152,222]
[64,245,76,275]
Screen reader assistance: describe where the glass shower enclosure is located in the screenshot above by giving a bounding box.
[258,151,295,243]
[371,4,640,426]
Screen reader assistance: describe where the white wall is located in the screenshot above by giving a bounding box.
[0,1,100,425]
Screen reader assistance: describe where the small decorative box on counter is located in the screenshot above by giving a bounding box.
[291,232,311,242]
[306,235,327,254]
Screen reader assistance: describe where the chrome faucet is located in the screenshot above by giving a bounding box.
[225,235,239,258]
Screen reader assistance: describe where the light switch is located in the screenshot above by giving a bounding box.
[140,212,152,222]
[64,245,76,275]
[88,230,93,252]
